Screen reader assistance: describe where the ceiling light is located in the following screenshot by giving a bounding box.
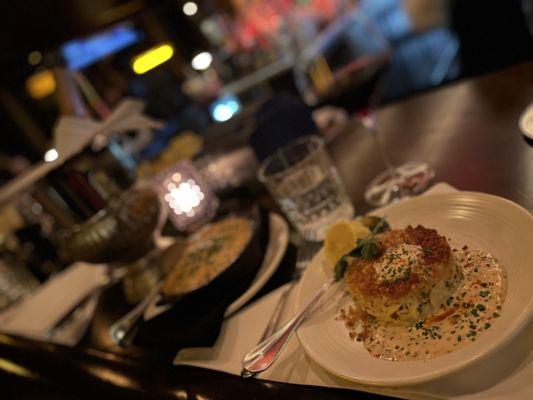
[183,2,198,16]
[44,148,59,162]
[132,44,174,74]
[191,51,212,71]
[25,69,56,99]
[27,51,42,66]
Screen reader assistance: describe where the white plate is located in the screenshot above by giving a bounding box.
[295,192,533,386]
[144,213,289,321]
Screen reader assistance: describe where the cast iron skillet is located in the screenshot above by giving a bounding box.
[130,206,267,354]
[155,205,266,311]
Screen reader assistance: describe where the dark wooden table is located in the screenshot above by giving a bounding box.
[331,62,532,214]
[1,62,532,400]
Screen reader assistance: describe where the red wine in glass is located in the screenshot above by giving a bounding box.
[295,11,435,206]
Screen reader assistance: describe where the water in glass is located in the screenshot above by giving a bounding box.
[259,136,353,241]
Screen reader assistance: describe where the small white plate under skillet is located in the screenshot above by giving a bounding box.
[144,212,289,321]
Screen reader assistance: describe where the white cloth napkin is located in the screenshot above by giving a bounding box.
[174,183,533,400]
[0,98,163,207]
[0,262,106,345]
[0,234,177,346]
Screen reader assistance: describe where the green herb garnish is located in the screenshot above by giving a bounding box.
[349,237,380,260]
[333,217,388,281]
[334,255,349,281]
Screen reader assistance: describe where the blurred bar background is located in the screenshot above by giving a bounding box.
[0,0,531,302]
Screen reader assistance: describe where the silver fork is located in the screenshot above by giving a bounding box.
[241,239,321,378]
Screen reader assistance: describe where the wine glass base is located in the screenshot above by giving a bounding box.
[364,162,435,207]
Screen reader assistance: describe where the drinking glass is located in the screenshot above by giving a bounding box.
[258,135,354,241]
[294,11,434,206]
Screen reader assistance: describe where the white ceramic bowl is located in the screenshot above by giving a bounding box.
[295,192,533,386]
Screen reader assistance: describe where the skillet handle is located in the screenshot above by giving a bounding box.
[109,282,164,347]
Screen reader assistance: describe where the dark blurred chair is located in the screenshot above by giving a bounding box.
[249,95,318,161]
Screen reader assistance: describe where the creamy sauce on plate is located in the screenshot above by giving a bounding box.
[340,247,507,361]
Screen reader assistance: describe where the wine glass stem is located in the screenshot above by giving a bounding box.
[368,124,399,180]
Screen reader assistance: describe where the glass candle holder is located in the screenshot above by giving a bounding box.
[154,161,219,232]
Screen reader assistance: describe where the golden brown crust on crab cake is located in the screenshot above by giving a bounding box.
[344,225,459,323]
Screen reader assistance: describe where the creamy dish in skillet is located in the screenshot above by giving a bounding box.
[336,224,507,361]
[162,216,253,297]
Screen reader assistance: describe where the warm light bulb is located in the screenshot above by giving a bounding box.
[182,1,198,16]
[44,148,59,162]
[26,69,56,99]
[191,51,212,71]
[27,51,42,66]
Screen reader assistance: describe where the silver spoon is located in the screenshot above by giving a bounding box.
[241,278,334,377]
[109,281,163,347]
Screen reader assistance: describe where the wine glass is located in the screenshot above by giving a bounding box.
[294,11,434,206]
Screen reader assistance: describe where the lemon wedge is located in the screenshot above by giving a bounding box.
[324,220,371,268]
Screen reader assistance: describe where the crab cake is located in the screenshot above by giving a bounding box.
[344,225,462,324]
